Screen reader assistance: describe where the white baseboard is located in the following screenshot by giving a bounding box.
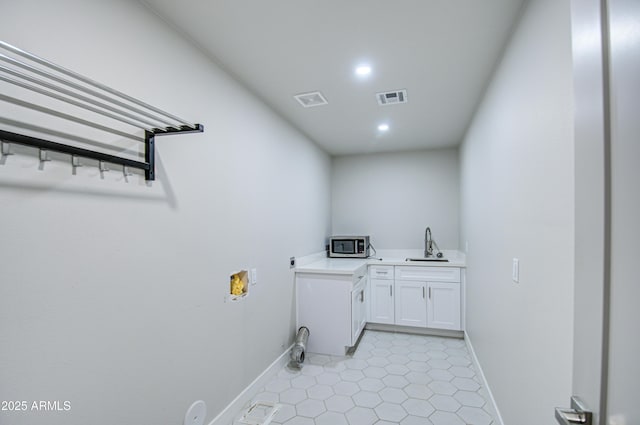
[208,345,293,425]
[365,323,464,339]
[464,331,505,425]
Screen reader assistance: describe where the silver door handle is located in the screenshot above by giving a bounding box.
[422,287,425,298]
[555,397,592,425]
[389,285,392,297]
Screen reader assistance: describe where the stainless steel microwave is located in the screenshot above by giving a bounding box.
[329,236,370,258]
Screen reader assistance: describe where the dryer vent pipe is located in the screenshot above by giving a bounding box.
[289,326,309,369]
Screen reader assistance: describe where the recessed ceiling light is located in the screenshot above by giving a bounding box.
[355,65,372,76]
[378,124,389,132]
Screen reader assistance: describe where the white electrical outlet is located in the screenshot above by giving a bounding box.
[251,268,257,285]
[512,258,520,283]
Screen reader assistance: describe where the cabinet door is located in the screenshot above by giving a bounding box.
[395,280,427,327]
[351,287,361,344]
[427,281,461,330]
[357,279,367,337]
[351,280,367,344]
[369,278,394,324]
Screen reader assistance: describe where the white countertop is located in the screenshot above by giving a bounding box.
[294,249,466,275]
[294,258,369,275]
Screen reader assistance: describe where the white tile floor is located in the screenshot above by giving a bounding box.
[253,330,497,425]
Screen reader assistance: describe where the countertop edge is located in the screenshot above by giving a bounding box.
[294,256,466,275]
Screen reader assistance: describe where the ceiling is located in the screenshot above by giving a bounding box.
[141,0,525,156]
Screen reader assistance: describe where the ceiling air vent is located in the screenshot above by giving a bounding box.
[294,91,328,108]
[376,89,408,106]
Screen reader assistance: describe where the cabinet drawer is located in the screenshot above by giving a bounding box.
[369,265,394,280]
[395,266,460,282]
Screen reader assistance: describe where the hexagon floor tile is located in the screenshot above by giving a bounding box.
[254,330,495,425]
[326,394,355,413]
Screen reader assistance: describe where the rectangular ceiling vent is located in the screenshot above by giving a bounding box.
[294,91,328,108]
[376,89,408,106]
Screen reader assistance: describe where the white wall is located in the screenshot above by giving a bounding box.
[332,149,459,250]
[0,1,331,425]
[459,1,574,424]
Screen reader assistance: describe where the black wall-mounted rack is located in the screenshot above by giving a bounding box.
[0,41,204,181]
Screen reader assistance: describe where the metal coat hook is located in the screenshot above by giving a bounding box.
[0,141,12,165]
[98,161,109,178]
[38,149,51,170]
[39,149,50,162]
[71,155,82,175]
[1,141,12,156]
[123,166,133,182]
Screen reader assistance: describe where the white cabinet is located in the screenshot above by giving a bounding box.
[369,265,463,331]
[394,280,427,327]
[427,281,461,330]
[395,266,462,331]
[369,266,395,324]
[296,268,367,356]
[296,262,464,356]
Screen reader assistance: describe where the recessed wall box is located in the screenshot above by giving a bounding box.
[228,270,249,301]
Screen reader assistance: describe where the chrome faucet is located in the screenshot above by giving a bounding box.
[424,227,433,257]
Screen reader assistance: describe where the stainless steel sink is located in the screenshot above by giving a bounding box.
[405,257,449,262]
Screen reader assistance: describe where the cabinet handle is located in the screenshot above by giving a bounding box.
[390,285,393,297]
[422,287,425,299]
[429,287,432,299]
[361,290,364,303]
